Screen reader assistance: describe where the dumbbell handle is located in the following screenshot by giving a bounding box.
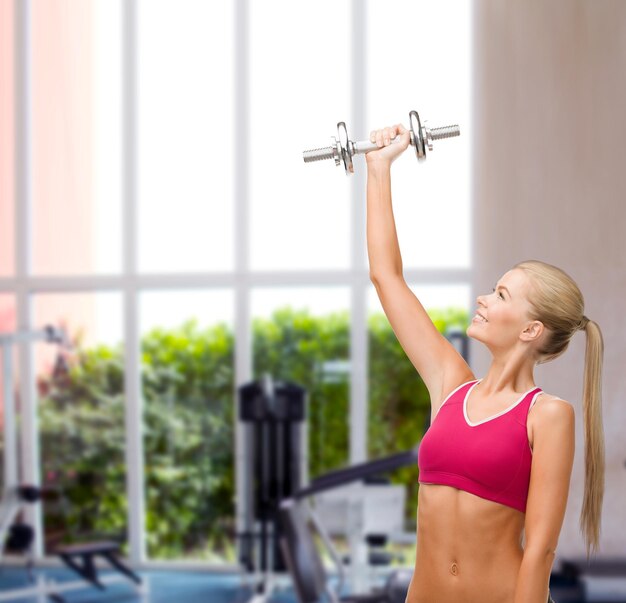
[302,137,407,163]
[303,124,460,163]
[301,135,408,164]
[353,135,410,154]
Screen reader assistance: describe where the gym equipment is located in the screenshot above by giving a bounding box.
[313,477,407,569]
[302,110,460,175]
[54,541,142,597]
[550,557,618,602]
[278,446,419,603]
[0,326,147,603]
[0,325,67,560]
[238,375,415,603]
[237,374,307,575]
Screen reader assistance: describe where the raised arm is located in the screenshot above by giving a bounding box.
[366,124,473,407]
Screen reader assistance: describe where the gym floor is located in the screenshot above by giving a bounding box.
[0,567,273,603]
[2,567,626,603]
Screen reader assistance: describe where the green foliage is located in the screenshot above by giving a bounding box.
[253,308,351,477]
[38,343,128,549]
[37,306,468,560]
[141,321,235,559]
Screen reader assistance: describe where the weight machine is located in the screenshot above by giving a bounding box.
[238,373,418,603]
[0,326,146,602]
[0,325,67,561]
[238,374,308,600]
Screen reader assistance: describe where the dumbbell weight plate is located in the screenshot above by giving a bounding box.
[337,121,354,175]
[409,110,426,161]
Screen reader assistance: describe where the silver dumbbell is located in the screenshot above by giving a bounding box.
[303,110,460,175]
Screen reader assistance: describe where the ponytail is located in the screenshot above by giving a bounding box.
[512,260,606,557]
[579,318,605,559]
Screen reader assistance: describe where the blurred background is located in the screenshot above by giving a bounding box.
[0,1,624,602]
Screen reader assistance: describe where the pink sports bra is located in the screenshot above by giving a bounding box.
[418,379,543,513]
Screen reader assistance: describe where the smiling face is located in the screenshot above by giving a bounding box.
[467,269,545,356]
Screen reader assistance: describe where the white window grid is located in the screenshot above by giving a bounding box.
[0,0,472,568]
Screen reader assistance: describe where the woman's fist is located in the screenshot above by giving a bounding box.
[366,123,410,166]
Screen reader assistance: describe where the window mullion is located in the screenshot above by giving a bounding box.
[350,0,368,465]
[14,0,44,560]
[123,0,146,565]
[234,0,252,560]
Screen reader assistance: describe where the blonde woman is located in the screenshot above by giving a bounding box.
[366,124,604,603]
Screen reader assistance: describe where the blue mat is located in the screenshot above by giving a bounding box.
[0,567,300,603]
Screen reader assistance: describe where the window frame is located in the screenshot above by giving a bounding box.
[0,0,472,568]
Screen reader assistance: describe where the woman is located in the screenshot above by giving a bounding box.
[366,124,605,603]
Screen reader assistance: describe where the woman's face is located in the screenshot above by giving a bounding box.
[467,269,541,353]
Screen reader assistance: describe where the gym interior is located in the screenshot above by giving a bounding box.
[1,1,625,602]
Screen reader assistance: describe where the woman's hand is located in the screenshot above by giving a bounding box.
[365,123,411,168]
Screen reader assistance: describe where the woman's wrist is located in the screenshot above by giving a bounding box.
[366,156,391,174]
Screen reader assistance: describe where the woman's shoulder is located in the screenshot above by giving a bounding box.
[528,393,575,447]
[530,390,574,417]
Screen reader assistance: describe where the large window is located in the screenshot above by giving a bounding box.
[0,0,471,566]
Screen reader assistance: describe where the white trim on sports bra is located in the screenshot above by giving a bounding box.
[463,379,543,427]
[432,379,477,422]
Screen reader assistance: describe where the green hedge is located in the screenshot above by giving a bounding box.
[37,306,468,561]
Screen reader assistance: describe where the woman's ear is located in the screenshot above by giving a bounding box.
[521,320,544,342]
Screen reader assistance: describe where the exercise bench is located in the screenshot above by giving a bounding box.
[54,541,142,599]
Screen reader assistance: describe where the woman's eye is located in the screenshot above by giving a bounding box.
[492,287,504,299]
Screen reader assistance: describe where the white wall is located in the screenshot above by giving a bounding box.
[471,0,626,558]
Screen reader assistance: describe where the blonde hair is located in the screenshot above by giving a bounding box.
[513,259,605,558]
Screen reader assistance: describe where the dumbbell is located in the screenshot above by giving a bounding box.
[302,110,460,175]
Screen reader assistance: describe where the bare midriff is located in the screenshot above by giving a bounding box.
[406,483,526,603]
